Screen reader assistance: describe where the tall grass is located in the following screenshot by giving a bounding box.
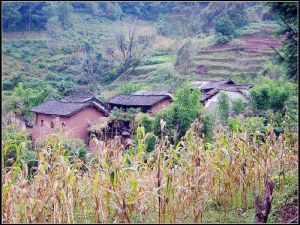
[2,118,298,223]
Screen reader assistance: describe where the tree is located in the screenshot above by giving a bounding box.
[55,2,73,29]
[174,40,194,75]
[153,82,201,143]
[268,2,298,80]
[2,2,22,32]
[250,77,296,113]
[217,92,230,124]
[214,15,236,39]
[227,2,249,28]
[106,23,154,80]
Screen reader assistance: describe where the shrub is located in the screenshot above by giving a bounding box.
[118,83,143,94]
[63,138,89,163]
[250,77,296,113]
[202,112,216,143]
[145,133,157,153]
[214,15,236,39]
[232,98,245,115]
[153,82,201,143]
[140,115,154,133]
[217,92,230,125]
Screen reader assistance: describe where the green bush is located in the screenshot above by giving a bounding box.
[250,77,296,113]
[140,115,154,133]
[153,82,201,143]
[145,133,157,153]
[118,83,143,94]
[202,112,216,143]
[63,138,89,163]
[232,98,245,115]
[217,92,230,125]
[214,15,236,39]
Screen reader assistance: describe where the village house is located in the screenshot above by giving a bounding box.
[191,79,252,111]
[106,90,173,114]
[30,94,108,143]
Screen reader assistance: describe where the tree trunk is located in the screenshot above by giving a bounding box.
[254,179,275,223]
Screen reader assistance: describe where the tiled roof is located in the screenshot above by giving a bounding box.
[60,95,94,102]
[132,90,173,98]
[107,93,171,107]
[30,95,109,116]
[192,79,252,102]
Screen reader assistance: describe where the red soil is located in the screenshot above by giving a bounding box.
[206,34,281,52]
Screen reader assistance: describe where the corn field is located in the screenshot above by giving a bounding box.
[2,119,298,223]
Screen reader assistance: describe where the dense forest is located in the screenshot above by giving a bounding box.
[2,1,298,224]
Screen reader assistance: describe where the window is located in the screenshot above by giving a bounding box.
[62,122,65,128]
[41,120,44,126]
[51,121,54,128]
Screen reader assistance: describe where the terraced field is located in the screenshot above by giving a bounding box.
[192,26,281,80]
[119,22,281,86]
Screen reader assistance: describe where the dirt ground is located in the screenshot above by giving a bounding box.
[275,190,298,223]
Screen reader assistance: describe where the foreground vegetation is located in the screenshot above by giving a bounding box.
[2,111,298,223]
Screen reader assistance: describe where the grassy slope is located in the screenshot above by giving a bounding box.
[2,14,280,99]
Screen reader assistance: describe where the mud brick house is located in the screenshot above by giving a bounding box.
[30,95,108,143]
[107,91,172,114]
[191,79,252,111]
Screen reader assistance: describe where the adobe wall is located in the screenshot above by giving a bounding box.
[148,98,172,114]
[31,107,105,143]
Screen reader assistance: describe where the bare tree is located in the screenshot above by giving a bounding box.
[105,24,154,80]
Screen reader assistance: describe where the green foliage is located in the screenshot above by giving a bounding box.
[145,133,157,153]
[139,115,155,133]
[268,2,298,80]
[202,112,216,143]
[153,83,201,143]
[214,16,236,40]
[2,2,52,32]
[63,139,89,163]
[2,124,35,169]
[118,83,143,94]
[232,98,245,115]
[5,83,59,120]
[217,92,230,124]
[250,77,296,112]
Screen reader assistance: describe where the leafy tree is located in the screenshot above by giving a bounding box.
[250,77,296,113]
[227,3,249,28]
[217,92,230,124]
[214,15,236,39]
[154,83,201,143]
[2,2,22,31]
[268,2,298,80]
[2,2,51,32]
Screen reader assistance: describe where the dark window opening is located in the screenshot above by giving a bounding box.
[51,121,54,128]
[62,122,65,128]
[41,120,44,126]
